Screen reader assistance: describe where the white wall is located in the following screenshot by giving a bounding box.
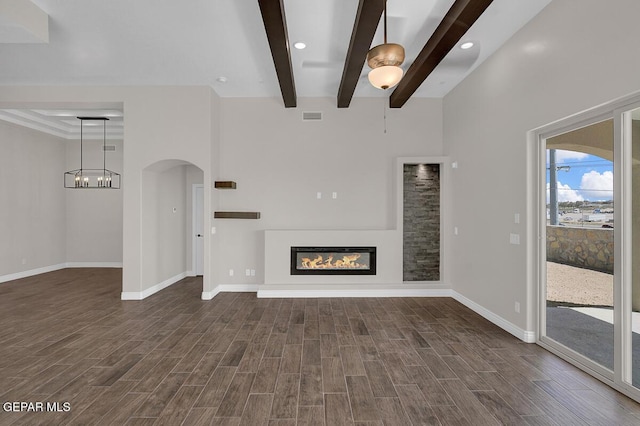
[217,97,443,287]
[0,86,216,296]
[443,0,640,331]
[65,137,123,264]
[0,121,66,278]
[141,162,188,290]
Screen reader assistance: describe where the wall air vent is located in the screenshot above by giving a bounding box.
[103,145,116,151]
[302,111,322,121]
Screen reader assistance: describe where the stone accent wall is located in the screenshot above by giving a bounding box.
[547,226,614,274]
[403,164,440,281]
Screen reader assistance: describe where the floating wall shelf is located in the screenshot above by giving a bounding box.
[214,211,261,220]
[214,181,237,189]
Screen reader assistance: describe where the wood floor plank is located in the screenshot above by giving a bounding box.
[281,344,302,374]
[346,375,379,422]
[375,397,412,426]
[395,384,441,425]
[1,270,639,425]
[185,351,225,386]
[300,364,323,406]
[303,339,322,366]
[215,372,255,417]
[271,373,300,419]
[193,366,236,408]
[154,385,204,425]
[239,393,274,425]
[362,360,396,397]
[321,333,340,358]
[252,357,281,393]
[298,405,325,426]
[134,372,189,417]
[322,357,347,393]
[324,393,354,426]
[340,346,366,376]
[439,379,501,426]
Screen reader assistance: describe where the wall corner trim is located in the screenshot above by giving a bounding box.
[452,290,536,343]
[121,271,187,300]
[201,288,221,300]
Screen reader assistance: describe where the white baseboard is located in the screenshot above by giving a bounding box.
[451,290,536,343]
[257,284,451,299]
[0,262,124,284]
[0,263,67,283]
[66,262,123,268]
[219,284,259,292]
[201,288,220,300]
[121,271,187,300]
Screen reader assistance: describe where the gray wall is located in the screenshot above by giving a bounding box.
[65,137,123,263]
[0,121,67,276]
[216,97,443,286]
[444,0,640,330]
[0,119,124,280]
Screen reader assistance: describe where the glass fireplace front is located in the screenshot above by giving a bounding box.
[290,246,377,275]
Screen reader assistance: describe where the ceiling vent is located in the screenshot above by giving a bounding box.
[302,111,322,121]
[103,145,116,151]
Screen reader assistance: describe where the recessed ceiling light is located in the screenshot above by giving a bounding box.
[216,76,228,83]
[293,42,306,50]
[460,42,474,50]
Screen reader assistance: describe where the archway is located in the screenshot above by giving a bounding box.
[140,159,204,298]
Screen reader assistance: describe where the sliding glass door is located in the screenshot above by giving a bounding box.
[625,106,640,389]
[544,119,615,375]
[538,98,640,400]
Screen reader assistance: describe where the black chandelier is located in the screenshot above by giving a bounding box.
[64,117,121,189]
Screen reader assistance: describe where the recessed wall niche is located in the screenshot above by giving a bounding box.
[403,164,440,281]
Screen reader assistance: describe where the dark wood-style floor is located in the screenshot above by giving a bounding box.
[1,269,639,425]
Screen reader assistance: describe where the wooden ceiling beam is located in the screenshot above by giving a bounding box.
[258,0,297,108]
[337,0,385,108]
[389,0,493,108]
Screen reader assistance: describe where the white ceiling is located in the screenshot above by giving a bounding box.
[0,0,552,138]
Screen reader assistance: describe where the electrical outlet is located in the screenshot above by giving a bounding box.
[245,269,251,276]
[21,258,27,265]
[316,192,322,199]
[454,227,459,235]
[509,233,520,245]
[229,269,234,276]
[515,302,520,313]
[332,192,337,199]
[514,213,520,224]
[250,269,255,276]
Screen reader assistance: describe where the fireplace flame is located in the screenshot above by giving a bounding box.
[300,253,368,269]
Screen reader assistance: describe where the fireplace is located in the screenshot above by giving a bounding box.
[290,246,376,275]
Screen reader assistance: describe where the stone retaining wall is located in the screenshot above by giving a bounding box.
[547,226,614,274]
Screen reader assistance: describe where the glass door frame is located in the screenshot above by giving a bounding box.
[530,92,640,402]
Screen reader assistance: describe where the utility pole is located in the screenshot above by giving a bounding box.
[549,149,558,225]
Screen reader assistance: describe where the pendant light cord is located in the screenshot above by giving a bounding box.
[383,0,387,44]
[80,119,83,172]
[103,120,106,173]
[383,98,387,134]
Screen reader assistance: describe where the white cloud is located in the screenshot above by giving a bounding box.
[546,181,584,203]
[547,149,589,164]
[580,170,613,200]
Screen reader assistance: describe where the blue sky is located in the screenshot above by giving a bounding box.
[546,150,613,202]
